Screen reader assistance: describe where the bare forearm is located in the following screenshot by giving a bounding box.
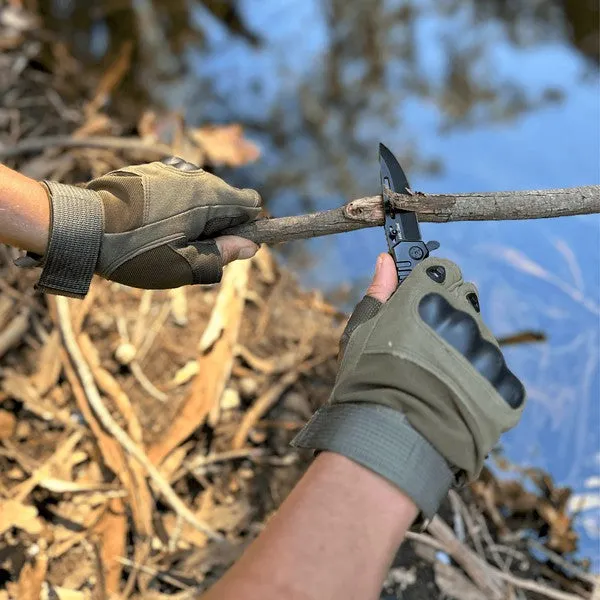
[203,452,418,600]
[0,163,50,254]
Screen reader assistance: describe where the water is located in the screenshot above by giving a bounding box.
[178,0,600,566]
[46,0,600,566]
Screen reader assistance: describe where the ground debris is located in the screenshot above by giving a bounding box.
[0,3,596,598]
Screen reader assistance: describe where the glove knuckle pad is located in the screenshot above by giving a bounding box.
[418,293,525,409]
[416,257,463,285]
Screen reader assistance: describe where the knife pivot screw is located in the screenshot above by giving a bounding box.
[409,246,424,260]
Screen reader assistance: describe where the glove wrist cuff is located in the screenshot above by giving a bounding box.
[291,402,454,520]
[35,182,104,298]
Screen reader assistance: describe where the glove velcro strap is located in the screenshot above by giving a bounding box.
[291,403,453,520]
[36,182,104,299]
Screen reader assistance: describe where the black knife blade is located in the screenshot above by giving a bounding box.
[379,143,422,242]
[379,143,439,282]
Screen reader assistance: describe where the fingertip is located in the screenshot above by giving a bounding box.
[237,242,260,260]
[378,252,399,286]
[366,252,398,303]
[379,252,395,267]
[215,235,259,264]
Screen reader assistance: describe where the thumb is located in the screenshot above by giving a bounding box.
[215,235,260,265]
[365,253,398,303]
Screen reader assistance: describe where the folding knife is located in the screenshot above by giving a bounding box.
[379,143,439,283]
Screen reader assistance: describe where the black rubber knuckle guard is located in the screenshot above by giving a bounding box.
[35,182,104,298]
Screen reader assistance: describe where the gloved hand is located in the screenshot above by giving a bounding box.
[18,156,261,298]
[292,254,526,521]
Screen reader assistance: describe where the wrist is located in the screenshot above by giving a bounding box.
[26,181,51,255]
[311,452,419,544]
[0,164,50,255]
[291,402,454,521]
[16,182,105,298]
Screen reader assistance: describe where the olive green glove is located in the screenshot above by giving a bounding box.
[18,156,261,298]
[292,257,526,520]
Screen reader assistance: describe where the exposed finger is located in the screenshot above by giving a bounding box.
[365,253,398,303]
[215,235,260,264]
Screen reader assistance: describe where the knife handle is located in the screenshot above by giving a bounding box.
[391,240,439,283]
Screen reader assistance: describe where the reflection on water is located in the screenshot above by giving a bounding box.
[38,0,600,564]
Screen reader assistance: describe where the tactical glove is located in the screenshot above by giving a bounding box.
[18,156,261,298]
[292,257,526,520]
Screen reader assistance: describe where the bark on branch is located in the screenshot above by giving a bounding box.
[222,185,599,245]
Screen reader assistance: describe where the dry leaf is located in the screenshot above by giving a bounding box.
[0,307,30,359]
[31,332,63,396]
[94,498,127,595]
[0,499,43,535]
[16,555,47,600]
[169,288,188,326]
[2,369,71,425]
[0,295,14,329]
[189,124,260,167]
[38,479,119,494]
[42,587,90,600]
[163,490,250,549]
[11,430,84,502]
[86,41,132,115]
[0,409,16,439]
[538,502,578,553]
[168,360,199,388]
[159,443,192,482]
[252,246,277,284]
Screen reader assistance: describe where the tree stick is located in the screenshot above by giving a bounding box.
[427,517,588,600]
[0,136,173,158]
[222,186,599,245]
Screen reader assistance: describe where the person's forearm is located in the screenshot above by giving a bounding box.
[203,452,418,600]
[0,163,50,254]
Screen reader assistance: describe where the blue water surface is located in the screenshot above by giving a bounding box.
[186,0,600,566]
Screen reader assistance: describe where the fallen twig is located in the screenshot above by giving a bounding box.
[427,516,590,600]
[54,296,223,542]
[231,351,336,450]
[117,557,191,591]
[222,186,600,245]
[130,361,168,402]
[186,447,266,471]
[497,330,547,346]
[0,307,30,359]
[428,516,505,599]
[0,135,173,158]
[527,539,597,585]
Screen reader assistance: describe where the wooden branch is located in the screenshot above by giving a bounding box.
[222,186,599,245]
[0,307,30,359]
[427,517,589,600]
[0,136,173,158]
[2,135,596,243]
